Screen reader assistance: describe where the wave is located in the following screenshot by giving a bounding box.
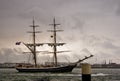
[92,73,110,76]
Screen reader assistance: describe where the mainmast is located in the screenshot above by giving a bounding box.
[48,18,64,67]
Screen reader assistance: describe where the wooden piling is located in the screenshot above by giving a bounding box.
[82,63,91,81]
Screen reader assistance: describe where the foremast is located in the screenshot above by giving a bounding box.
[27,19,41,67]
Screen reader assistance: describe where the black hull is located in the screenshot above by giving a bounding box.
[16,64,77,73]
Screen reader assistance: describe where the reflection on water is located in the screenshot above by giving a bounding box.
[0,68,120,81]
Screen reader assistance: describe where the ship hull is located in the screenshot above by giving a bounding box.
[16,64,76,73]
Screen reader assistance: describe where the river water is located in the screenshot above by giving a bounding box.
[0,68,120,81]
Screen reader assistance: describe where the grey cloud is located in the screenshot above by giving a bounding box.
[116,5,120,16]
[0,48,77,63]
[101,41,119,50]
[81,48,93,55]
[85,35,120,51]
[115,49,120,56]
[0,48,27,63]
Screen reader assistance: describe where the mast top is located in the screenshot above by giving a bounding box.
[48,18,63,32]
[30,18,39,28]
[28,19,41,33]
[49,18,60,27]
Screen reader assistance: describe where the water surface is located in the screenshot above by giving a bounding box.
[0,68,120,81]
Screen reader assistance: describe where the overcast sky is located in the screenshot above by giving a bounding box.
[0,0,120,64]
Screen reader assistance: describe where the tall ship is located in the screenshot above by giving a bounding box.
[16,18,93,72]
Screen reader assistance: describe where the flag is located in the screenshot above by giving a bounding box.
[16,42,21,45]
